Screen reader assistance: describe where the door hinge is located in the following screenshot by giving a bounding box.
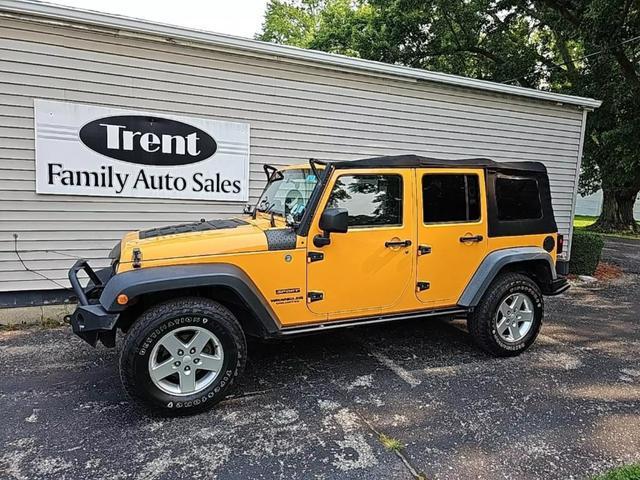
[307,291,324,302]
[417,245,432,256]
[416,281,430,292]
[307,251,324,263]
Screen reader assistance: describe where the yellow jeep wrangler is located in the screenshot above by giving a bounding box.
[68,154,569,415]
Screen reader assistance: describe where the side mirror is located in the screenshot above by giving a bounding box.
[314,208,348,247]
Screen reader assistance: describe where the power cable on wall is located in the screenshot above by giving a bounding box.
[13,233,75,292]
[44,249,83,260]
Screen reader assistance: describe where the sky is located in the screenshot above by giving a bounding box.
[48,0,271,39]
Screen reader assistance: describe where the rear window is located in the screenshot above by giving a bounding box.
[496,176,542,221]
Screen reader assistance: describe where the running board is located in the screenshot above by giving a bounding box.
[278,307,468,336]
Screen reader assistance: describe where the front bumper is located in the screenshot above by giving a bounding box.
[69,304,119,347]
[68,259,119,347]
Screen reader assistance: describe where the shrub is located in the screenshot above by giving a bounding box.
[569,230,604,276]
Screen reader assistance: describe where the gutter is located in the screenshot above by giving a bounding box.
[0,0,602,110]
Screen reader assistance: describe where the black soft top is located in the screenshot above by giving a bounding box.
[320,154,547,174]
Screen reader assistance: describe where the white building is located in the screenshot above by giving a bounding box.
[0,0,600,307]
[575,191,640,219]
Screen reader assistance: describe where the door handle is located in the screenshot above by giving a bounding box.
[385,239,412,248]
[459,235,483,243]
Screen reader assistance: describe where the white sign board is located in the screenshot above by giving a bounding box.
[35,100,250,201]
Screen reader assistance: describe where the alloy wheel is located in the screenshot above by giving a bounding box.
[148,326,224,396]
[494,293,535,343]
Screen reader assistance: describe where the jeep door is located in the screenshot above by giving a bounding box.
[306,169,415,317]
[415,169,488,307]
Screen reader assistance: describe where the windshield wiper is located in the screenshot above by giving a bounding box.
[253,198,274,218]
[257,201,276,214]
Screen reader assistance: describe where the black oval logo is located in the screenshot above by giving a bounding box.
[79,115,217,166]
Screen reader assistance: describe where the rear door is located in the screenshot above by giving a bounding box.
[415,169,488,307]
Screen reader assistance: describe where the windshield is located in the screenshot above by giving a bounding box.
[255,168,318,223]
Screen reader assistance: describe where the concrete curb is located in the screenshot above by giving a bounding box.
[0,303,76,327]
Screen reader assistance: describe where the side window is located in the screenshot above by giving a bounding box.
[327,174,403,227]
[495,176,542,221]
[422,174,480,223]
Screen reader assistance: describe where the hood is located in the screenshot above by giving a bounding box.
[137,218,253,239]
[117,216,286,271]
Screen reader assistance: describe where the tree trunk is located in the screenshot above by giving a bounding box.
[590,187,639,232]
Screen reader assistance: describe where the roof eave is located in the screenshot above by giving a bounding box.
[0,0,602,110]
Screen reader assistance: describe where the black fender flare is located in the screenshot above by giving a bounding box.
[99,264,281,335]
[457,247,557,308]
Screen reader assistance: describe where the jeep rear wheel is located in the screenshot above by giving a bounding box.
[119,297,246,416]
[467,272,543,357]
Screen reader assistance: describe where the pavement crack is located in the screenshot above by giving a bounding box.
[352,410,428,480]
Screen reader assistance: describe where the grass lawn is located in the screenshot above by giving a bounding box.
[573,215,640,240]
[574,215,598,228]
[593,464,640,480]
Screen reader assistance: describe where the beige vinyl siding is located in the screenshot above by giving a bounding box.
[0,14,585,292]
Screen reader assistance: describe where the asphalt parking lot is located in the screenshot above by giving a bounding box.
[1,239,639,480]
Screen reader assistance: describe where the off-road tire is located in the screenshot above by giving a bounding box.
[467,272,543,357]
[119,297,246,416]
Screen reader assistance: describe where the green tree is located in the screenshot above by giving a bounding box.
[257,0,640,232]
[260,0,546,83]
[258,0,321,48]
[532,0,640,232]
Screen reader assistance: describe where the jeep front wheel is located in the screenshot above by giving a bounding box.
[119,297,246,415]
[467,272,543,357]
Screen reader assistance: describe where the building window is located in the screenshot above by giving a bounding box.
[496,176,542,221]
[327,174,403,227]
[422,174,480,223]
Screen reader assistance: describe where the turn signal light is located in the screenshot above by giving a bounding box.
[117,294,129,305]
